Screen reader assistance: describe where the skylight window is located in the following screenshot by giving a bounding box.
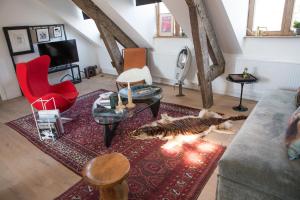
[247,0,299,36]
[291,0,300,27]
[252,0,285,31]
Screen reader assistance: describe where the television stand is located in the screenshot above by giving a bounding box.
[48,64,82,84]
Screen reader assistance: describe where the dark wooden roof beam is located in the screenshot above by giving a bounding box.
[186,0,225,108]
[72,0,138,74]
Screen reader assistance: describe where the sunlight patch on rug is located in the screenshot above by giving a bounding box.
[160,134,223,167]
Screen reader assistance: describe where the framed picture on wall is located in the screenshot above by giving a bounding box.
[2,26,34,56]
[53,26,62,38]
[159,13,174,36]
[36,28,50,42]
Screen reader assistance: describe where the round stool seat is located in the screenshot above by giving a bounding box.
[83,153,130,200]
[83,153,130,187]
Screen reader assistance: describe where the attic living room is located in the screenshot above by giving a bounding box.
[1,0,300,199]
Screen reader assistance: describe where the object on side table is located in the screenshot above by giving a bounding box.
[82,153,130,200]
[242,67,249,79]
[84,65,97,79]
[226,73,257,112]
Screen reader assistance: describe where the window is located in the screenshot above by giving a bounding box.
[247,0,299,36]
[155,3,183,37]
[292,0,300,27]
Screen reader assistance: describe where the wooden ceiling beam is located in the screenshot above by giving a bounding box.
[196,0,225,66]
[185,0,225,108]
[99,25,124,74]
[72,0,138,74]
[186,0,213,108]
[72,0,137,48]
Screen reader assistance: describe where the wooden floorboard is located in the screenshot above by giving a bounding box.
[0,74,256,200]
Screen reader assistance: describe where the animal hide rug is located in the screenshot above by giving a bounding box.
[131,110,247,140]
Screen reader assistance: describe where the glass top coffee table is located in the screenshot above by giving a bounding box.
[92,86,162,147]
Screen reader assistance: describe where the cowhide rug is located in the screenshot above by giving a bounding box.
[131,110,247,140]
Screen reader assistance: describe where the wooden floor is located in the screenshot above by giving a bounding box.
[0,74,256,200]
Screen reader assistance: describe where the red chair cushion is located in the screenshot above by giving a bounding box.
[16,55,79,113]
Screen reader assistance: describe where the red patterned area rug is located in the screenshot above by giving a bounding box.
[7,89,226,200]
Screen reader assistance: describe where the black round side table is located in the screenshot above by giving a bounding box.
[226,74,257,112]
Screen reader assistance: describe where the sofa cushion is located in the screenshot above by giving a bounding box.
[286,107,300,160]
[218,90,300,200]
[295,88,300,107]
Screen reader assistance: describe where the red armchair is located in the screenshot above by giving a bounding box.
[16,55,79,112]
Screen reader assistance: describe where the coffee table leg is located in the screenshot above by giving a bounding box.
[104,123,119,147]
[150,100,160,118]
[233,83,248,112]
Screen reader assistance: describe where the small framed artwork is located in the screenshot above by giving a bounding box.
[36,28,50,42]
[53,26,62,38]
[159,13,174,36]
[3,26,34,56]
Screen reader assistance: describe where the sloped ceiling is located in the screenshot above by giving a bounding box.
[163,0,243,54]
[35,0,155,49]
[35,0,244,54]
[35,0,101,46]
[92,0,154,48]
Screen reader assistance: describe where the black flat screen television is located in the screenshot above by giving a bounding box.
[38,39,79,67]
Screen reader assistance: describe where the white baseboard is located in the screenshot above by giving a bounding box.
[152,75,262,101]
[101,67,118,75]
[101,70,262,101]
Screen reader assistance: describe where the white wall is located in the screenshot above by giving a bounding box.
[222,0,249,49]
[103,0,156,48]
[150,37,300,101]
[242,37,300,62]
[0,0,101,100]
[161,0,300,101]
[150,38,197,85]
[233,37,300,99]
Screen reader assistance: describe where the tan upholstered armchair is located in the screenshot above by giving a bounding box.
[116,48,152,90]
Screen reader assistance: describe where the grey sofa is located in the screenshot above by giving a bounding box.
[217,90,300,200]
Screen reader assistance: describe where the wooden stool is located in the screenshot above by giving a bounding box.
[82,153,130,200]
